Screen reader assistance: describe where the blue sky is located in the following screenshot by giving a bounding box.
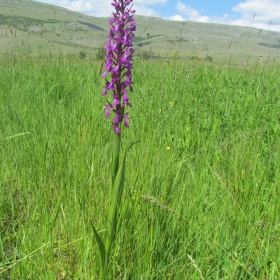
[153,1,240,19]
[35,0,280,32]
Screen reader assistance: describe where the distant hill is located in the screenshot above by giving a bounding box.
[1,0,280,62]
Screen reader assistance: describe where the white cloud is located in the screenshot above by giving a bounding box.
[176,1,210,22]
[133,5,159,17]
[231,0,280,31]
[172,1,232,25]
[169,14,185,21]
[168,0,280,31]
[36,0,161,17]
[35,0,113,16]
[134,0,168,5]
[233,0,280,18]
[71,1,92,10]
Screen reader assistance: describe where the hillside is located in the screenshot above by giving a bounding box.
[1,0,280,62]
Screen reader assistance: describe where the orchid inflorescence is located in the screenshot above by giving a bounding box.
[102,0,136,134]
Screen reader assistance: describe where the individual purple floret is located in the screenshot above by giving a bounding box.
[102,0,136,134]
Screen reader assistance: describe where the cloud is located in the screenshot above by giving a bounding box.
[171,1,230,24]
[133,5,159,17]
[233,0,280,18]
[168,0,280,32]
[231,0,280,31]
[71,1,93,11]
[168,14,185,21]
[134,0,168,5]
[36,0,161,17]
[175,1,210,22]
[35,0,111,16]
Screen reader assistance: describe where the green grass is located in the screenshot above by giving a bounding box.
[0,54,280,279]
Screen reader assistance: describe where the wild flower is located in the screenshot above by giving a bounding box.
[94,1,136,279]
[171,51,179,59]
[102,0,136,134]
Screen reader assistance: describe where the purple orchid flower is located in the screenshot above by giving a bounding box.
[102,0,136,134]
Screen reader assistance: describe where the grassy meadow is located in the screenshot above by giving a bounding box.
[0,54,280,279]
[1,0,280,61]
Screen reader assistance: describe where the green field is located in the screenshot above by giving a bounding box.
[0,53,280,279]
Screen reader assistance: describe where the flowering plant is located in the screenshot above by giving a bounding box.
[91,1,136,279]
[102,0,136,134]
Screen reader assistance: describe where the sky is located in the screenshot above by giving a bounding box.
[35,0,280,32]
